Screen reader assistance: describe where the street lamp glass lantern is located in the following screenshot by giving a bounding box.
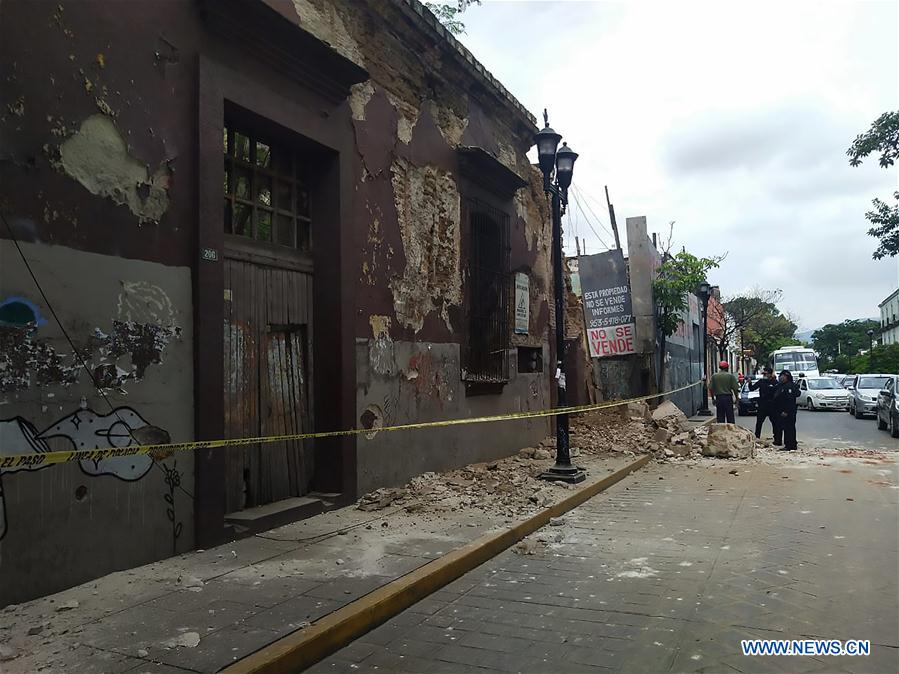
[698,280,710,300]
[534,124,562,180]
[555,142,578,190]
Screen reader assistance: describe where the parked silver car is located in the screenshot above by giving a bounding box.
[848,374,894,419]
[876,375,899,438]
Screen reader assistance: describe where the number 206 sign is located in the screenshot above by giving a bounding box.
[587,323,636,357]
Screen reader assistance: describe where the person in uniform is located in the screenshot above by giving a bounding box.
[709,361,740,423]
[773,369,801,451]
[748,366,778,441]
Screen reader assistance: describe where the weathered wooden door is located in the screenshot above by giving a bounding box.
[224,257,313,513]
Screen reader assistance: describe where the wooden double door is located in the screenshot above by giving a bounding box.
[223,255,313,513]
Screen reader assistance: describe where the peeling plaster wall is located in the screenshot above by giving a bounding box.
[307,0,556,489]
[0,0,557,586]
[356,340,551,494]
[0,242,194,606]
[388,158,461,333]
[51,114,171,224]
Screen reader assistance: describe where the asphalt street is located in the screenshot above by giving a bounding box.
[736,406,899,452]
[314,449,899,674]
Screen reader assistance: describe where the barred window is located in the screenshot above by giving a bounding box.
[464,200,510,384]
[223,124,311,251]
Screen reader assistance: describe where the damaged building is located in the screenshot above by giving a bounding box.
[0,0,557,604]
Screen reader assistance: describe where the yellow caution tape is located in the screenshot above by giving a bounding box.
[0,381,702,470]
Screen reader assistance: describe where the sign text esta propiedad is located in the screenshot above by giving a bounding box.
[578,250,636,357]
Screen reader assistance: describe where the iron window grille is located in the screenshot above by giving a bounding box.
[223,124,311,250]
[463,199,511,384]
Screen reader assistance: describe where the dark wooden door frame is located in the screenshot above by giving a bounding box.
[195,55,357,547]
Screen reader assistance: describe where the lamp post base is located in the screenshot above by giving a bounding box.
[539,464,587,484]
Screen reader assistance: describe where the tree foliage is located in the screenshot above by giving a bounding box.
[423,1,479,35]
[708,289,784,360]
[847,111,899,259]
[811,318,881,370]
[851,343,899,375]
[742,310,799,366]
[652,251,721,338]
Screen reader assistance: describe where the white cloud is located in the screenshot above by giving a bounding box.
[459,0,899,329]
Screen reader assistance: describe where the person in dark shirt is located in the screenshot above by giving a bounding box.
[773,370,801,451]
[748,367,778,441]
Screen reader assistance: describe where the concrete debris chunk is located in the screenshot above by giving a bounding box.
[357,487,408,511]
[702,423,756,459]
[55,599,79,612]
[0,644,19,662]
[163,632,200,649]
[513,539,543,555]
[651,400,687,424]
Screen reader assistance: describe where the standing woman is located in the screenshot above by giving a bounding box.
[773,370,801,451]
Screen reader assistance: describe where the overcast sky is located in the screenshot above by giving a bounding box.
[459,0,899,330]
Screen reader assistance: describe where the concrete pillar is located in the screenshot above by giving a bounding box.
[625,216,658,355]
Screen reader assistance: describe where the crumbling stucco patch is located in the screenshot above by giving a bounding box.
[52,114,170,224]
[369,315,391,340]
[349,81,374,122]
[291,0,364,67]
[389,158,461,333]
[430,101,468,148]
[368,315,395,376]
[384,90,420,145]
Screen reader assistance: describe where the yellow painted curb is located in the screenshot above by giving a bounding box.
[222,454,651,674]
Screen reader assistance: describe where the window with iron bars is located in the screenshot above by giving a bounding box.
[223,124,311,251]
[463,199,511,384]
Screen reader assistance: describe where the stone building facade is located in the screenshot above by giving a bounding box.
[0,0,554,604]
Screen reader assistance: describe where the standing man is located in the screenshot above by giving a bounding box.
[709,361,740,423]
[749,367,778,441]
[773,370,801,451]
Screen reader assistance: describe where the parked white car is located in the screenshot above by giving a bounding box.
[799,377,850,411]
[848,374,895,419]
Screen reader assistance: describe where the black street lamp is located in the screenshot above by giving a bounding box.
[696,280,713,416]
[535,110,585,485]
[867,328,875,352]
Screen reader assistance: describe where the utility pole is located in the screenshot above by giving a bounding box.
[575,236,581,256]
[604,185,622,251]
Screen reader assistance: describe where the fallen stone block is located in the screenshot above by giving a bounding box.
[652,400,687,425]
[653,428,671,443]
[702,423,756,459]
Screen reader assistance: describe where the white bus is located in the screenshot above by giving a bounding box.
[770,346,819,378]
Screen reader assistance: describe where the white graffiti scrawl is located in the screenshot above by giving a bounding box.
[0,406,170,540]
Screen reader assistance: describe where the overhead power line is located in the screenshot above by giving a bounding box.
[569,188,612,251]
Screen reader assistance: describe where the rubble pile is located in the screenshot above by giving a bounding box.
[356,400,759,518]
[355,453,570,520]
[568,400,706,461]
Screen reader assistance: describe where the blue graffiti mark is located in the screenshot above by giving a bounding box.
[0,297,47,328]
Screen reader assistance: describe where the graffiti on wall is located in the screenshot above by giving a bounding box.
[1,284,180,394]
[0,405,176,541]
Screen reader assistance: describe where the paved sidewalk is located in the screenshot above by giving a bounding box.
[0,453,637,674]
[317,448,899,673]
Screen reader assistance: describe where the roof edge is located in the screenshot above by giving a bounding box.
[395,0,538,132]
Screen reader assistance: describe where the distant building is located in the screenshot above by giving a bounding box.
[879,288,899,345]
